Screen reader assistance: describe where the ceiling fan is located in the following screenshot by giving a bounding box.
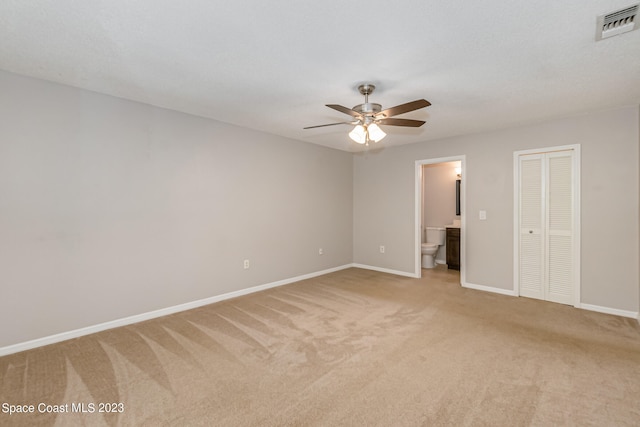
[304,84,431,145]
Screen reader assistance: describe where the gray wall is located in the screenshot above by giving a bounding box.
[0,71,353,348]
[354,106,639,313]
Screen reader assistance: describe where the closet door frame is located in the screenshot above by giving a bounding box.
[513,144,581,307]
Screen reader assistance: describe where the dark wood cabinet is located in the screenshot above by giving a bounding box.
[446,227,460,270]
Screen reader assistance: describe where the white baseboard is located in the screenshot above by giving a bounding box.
[463,286,639,319]
[5,266,636,357]
[462,281,518,297]
[351,263,419,278]
[579,303,639,319]
[0,264,352,357]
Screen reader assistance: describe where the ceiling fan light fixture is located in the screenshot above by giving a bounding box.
[367,123,386,142]
[349,124,367,144]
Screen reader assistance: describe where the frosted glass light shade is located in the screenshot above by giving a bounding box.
[349,125,367,144]
[367,123,386,142]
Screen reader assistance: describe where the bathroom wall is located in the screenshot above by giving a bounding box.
[353,105,640,314]
[422,161,460,263]
[0,71,354,349]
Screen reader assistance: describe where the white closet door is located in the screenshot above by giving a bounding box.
[517,149,576,305]
[519,154,545,300]
[546,151,573,304]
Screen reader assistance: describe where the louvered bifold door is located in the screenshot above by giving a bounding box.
[546,152,573,304]
[519,154,545,300]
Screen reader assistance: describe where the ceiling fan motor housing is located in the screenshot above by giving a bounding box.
[353,103,382,116]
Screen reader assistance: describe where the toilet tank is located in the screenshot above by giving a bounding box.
[426,227,446,245]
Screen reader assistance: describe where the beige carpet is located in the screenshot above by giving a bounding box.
[1,267,640,426]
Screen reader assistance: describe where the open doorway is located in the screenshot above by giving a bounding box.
[415,156,466,281]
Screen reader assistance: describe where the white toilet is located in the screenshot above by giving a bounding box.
[421,227,446,268]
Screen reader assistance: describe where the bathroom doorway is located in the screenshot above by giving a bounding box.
[415,156,466,281]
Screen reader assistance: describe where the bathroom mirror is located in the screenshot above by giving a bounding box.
[455,179,461,215]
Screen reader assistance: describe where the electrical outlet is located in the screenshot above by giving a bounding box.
[319,248,324,255]
[379,245,385,254]
[243,259,250,269]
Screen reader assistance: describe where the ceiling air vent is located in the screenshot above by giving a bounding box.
[596,4,639,40]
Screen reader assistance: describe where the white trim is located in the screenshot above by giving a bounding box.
[415,155,466,282]
[511,144,582,157]
[462,281,518,297]
[579,303,639,319]
[513,151,520,297]
[0,264,352,357]
[513,144,581,307]
[572,145,582,308]
[415,161,423,276]
[462,285,637,318]
[351,263,419,278]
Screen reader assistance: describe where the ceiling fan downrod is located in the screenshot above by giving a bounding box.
[358,84,375,103]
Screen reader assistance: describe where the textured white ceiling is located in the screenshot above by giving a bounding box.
[1,1,639,151]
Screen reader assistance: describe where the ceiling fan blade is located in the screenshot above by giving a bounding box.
[378,99,431,118]
[377,118,426,127]
[326,104,363,119]
[303,122,354,129]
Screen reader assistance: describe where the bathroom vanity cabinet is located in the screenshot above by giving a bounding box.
[446,227,460,270]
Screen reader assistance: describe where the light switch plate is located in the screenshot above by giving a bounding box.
[479,210,487,220]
